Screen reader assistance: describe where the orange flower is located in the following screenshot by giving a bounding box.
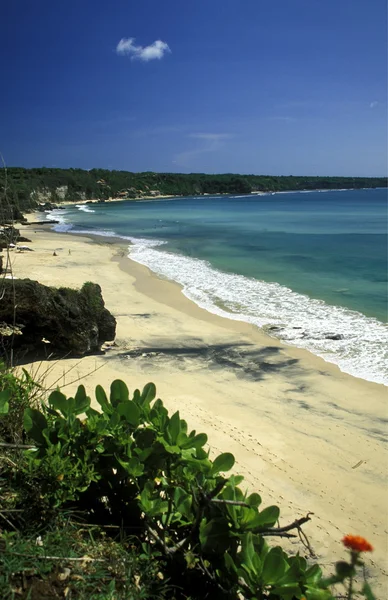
[342,535,373,553]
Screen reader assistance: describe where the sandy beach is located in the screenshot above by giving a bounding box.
[8,221,388,594]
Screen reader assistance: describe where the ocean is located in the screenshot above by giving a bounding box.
[47,188,388,385]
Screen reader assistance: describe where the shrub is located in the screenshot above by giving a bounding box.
[0,379,375,599]
[0,363,41,443]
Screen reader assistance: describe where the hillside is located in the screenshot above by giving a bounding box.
[1,167,386,218]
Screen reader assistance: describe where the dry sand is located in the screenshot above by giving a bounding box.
[8,222,388,594]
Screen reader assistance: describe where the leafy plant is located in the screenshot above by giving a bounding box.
[0,363,41,443]
[0,379,376,599]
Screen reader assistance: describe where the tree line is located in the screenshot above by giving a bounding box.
[1,166,386,216]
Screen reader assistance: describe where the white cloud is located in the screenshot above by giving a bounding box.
[116,38,170,61]
[370,101,378,109]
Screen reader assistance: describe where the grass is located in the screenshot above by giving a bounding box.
[0,523,172,599]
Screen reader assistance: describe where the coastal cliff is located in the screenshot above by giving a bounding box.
[0,279,116,358]
[1,167,386,222]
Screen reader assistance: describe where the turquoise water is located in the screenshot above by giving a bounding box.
[49,188,388,384]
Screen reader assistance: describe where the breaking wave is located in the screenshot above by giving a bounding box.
[127,237,388,386]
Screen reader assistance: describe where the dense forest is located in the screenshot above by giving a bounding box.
[0,167,386,218]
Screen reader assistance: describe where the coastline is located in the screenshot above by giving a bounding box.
[9,221,388,592]
[39,190,268,211]
[33,185,386,212]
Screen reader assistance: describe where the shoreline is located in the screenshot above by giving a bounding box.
[31,184,387,212]
[37,202,388,387]
[23,214,388,389]
[8,221,388,592]
[31,217,387,387]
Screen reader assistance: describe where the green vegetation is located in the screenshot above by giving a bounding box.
[0,368,376,599]
[1,167,386,215]
[0,364,43,444]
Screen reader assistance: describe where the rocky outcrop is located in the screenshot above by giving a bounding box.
[0,205,26,225]
[30,185,87,204]
[0,226,20,249]
[55,185,68,200]
[0,280,116,356]
[36,201,59,212]
[31,186,68,203]
[0,227,31,249]
[30,188,54,203]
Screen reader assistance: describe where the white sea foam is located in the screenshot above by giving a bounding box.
[75,204,96,213]
[46,209,154,242]
[127,238,388,386]
[45,209,74,232]
[44,207,387,385]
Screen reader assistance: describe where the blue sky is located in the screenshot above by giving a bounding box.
[1,0,387,176]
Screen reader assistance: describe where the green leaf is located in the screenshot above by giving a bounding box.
[223,482,244,502]
[95,385,111,414]
[277,555,306,584]
[140,382,156,406]
[254,505,280,528]
[176,431,188,447]
[262,547,288,584]
[117,401,140,427]
[127,458,144,477]
[224,552,238,576]
[74,385,90,415]
[362,581,377,600]
[247,493,262,508]
[0,389,11,415]
[49,390,70,416]
[318,574,343,587]
[140,487,153,512]
[195,447,209,460]
[173,487,192,518]
[271,583,301,600]
[110,380,129,407]
[116,456,144,477]
[46,406,59,418]
[184,551,197,570]
[150,399,168,429]
[211,452,235,475]
[305,564,323,585]
[168,411,181,444]
[23,408,48,445]
[305,587,334,600]
[109,411,120,428]
[237,565,255,588]
[199,518,230,553]
[147,499,169,518]
[228,474,244,486]
[241,532,258,574]
[160,442,181,455]
[239,507,263,531]
[180,432,208,449]
[221,483,243,525]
